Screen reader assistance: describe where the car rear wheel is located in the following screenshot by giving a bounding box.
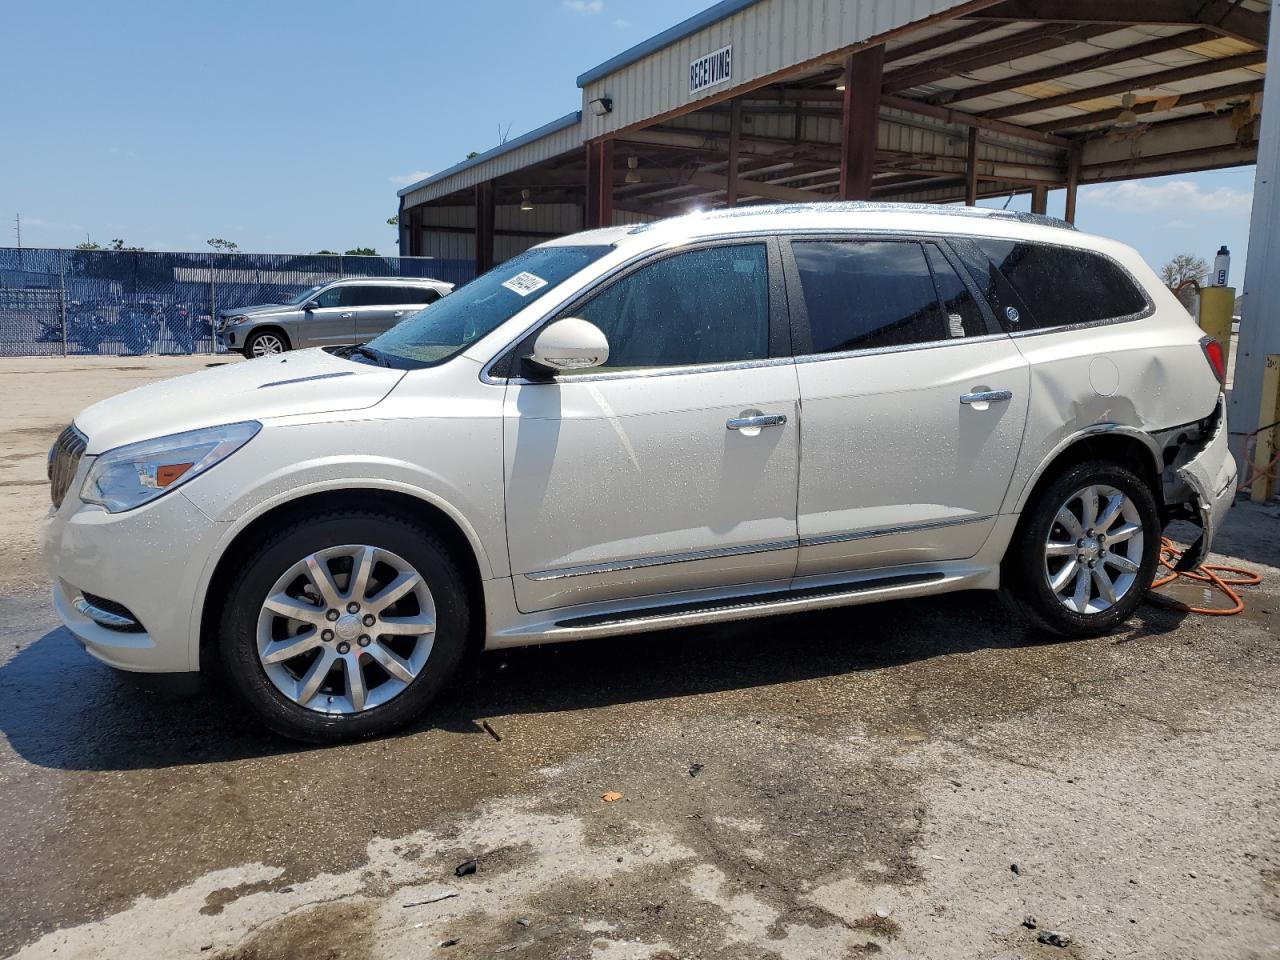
[1004,460,1160,637]
[219,511,470,742]
[246,330,289,357]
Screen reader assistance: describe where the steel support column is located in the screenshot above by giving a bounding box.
[474,180,495,275]
[584,143,600,229]
[838,45,884,202]
[598,138,615,227]
[1230,5,1280,483]
[1030,184,1049,214]
[726,99,742,206]
[965,128,979,206]
[1064,147,1081,224]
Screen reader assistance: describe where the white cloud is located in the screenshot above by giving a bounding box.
[1085,179,1252,215]
[389,169,432,186]
[613,17,631,28]
[564,0,604,13]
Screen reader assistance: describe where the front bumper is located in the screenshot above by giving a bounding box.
[1173,396,1237,569]
[43,473,220,673]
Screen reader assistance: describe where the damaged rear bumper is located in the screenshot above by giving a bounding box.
[1171,396,1236,569]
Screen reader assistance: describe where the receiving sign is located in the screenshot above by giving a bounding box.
[689,43,732,95]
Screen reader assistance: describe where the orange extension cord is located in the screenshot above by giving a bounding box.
[1148,537,1261,616]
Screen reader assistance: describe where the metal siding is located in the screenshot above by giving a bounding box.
[581,0,970,139]
[401,115,584,207]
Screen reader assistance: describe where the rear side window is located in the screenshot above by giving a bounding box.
[567,243,770,372]
[790,240,949,353]
[968,240,1148,331]
[925,244,985,338]
[403,287,441,305]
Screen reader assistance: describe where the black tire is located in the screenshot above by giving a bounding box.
[219,510,471,742]
[244,329,290,357]
[1003,460,1160,637]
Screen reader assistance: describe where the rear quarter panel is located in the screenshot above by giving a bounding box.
[1001,244,1221,514]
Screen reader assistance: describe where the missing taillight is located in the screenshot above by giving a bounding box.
[1200,336,1226,384]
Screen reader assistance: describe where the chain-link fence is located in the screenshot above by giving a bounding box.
[0,248,476,356]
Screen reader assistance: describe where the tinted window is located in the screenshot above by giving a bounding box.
[792,240,946,353]
[925,243,985,338]
[370,244,611,367]
[347,286,394,307]
[973,240,1148,330]
[313,286,343,308]
[568,243,770,372]
[403,287,441,305]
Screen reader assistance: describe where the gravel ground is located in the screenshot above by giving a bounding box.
[1,355,1277,960]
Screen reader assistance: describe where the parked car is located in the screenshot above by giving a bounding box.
[216,277,454,356]
[46,203,1235,742]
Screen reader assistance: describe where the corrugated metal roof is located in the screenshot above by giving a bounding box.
[575,0,764,87]
[396,111,582,200]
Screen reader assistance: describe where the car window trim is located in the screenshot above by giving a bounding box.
[487,235,791,384]
[781,233,976,359]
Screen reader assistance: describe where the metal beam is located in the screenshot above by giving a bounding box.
[726,99,742,205]
[839,45,884,200]
[1064,146,1080,222]
[965,128,979,205]
[983,50,1267,120]
[883,23,1118,95]
[880,93,1074,148]
[597,138,614,227]
[963,0,1268,46]
[1029,78,1265,131]
[884,21,998,63]
[932,28,1217,107]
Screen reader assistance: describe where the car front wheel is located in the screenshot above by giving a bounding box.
[219,511,470,742]
[1004,460,1160,637]
[245,330,289,357]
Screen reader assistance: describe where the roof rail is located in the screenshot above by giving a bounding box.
[629,201,1076,233]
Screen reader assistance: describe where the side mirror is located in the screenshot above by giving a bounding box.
[303,300,320,311]
[528,318,609,372]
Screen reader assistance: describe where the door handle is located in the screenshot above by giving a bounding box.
[727,413,787,431]
[340,312,353,319]
[960,389,1012,405]
[393,311,404,317]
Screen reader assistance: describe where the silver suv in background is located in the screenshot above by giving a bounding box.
[216,277,454,356]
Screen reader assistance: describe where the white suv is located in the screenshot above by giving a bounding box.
[44,204,1236,741]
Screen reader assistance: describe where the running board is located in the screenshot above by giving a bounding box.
[492,570,955,644]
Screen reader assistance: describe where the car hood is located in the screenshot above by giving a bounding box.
[75,349,405,454]
[221,303,299,320]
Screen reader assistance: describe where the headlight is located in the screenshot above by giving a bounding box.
[81,421,260,513]
[219,315,247,331]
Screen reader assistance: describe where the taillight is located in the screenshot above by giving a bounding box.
[1200,335,1226,384]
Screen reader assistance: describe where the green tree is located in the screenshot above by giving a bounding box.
[207,237,239,253]
[107,238,144,251]
[343,247,377,257]
[75,240,101,251]
[386,215,398,229]
[314,249,338,255]
[1160,253,1208,311]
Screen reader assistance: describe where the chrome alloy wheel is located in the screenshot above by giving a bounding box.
[1043,484,1145,614]
[255,544,436,714]
[249,333,286,357]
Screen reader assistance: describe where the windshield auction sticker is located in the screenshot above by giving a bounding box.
[502,272,548,296]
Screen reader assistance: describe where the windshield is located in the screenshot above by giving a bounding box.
[368,245,612,367]
[282,285,324,306]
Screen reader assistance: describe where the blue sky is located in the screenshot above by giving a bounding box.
[0,0,1257,281]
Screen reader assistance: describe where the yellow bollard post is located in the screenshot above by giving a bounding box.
[1197,285,1235,375]
[1252,354,1280,503]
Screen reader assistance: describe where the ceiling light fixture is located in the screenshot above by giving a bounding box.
[1115,92,1140,129]
[625,156,641,184]
[520,189,533,212]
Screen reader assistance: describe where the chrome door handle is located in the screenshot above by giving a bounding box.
[727,413,787,430]
[340,312,353,319]
[393,311,404,317]
[960,389,1012,405]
